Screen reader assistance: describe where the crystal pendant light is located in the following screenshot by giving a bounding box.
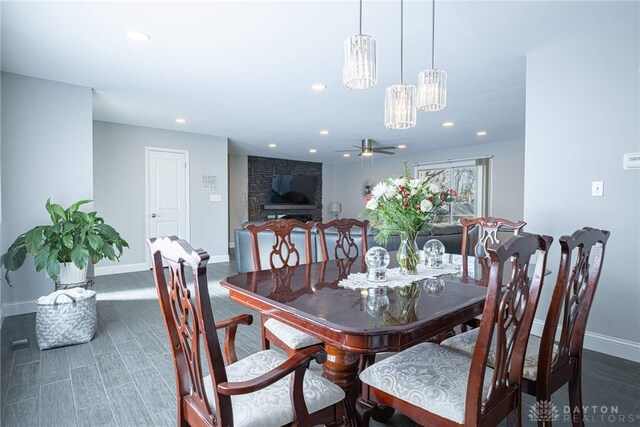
[417,0,447,112]
[385,0,416,129]
[343,0,377,90]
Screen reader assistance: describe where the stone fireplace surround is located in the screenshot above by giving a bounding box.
[247,155,323,222]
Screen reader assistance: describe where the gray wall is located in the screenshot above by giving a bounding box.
[228,154,248,245]
[524,21,640,360]
[93,121,229,270]
[1,73,93,315]
[323,139,525,221]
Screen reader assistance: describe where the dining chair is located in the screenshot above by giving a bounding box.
[459,217,527,332]
[441,227,610,427]
[147,235,346,427]
[357,232,552,427]
[316,218,369,261]
[460,217,527,281]
[244,219,322,356]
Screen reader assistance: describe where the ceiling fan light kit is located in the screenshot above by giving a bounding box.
[343,0,378,90]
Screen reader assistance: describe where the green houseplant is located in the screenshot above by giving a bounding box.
[1,199,129,285]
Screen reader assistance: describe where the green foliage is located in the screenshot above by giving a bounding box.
[361,162,456,245]
[0,199,129,285]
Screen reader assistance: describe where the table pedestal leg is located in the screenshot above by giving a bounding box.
[322,345,360,426]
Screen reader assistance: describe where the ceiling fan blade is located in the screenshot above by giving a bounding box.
[373,150,396,155]
[375,146,397,150]
[353,145,364,149]
[335,149,361,153]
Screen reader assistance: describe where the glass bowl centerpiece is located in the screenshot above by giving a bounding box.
[362,163,456,275]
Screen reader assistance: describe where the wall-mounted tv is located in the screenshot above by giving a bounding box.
[270,174,316,205]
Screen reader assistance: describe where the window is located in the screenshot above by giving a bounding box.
[415,158,490,224]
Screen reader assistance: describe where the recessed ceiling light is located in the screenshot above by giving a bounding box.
[320,130,330,135]
[309,149,317,153]
[398,144,407,149]
[175,118,186,124]
[476,131,488,136]
[343,153,351,158]
[311,83,327,91]
[126,31,150,42]
[268,144,277,148]
[442,121,454,127]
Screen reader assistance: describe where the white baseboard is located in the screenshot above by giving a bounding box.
[228,242,235,249]
[531,319,640,363]
[210,254,230,263]
[3,299,37,316]
[95,262,149,276]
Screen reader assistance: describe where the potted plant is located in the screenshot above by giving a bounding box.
[1,199,129,285]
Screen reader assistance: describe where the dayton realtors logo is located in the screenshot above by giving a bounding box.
[529,401,639,424]
[528,400,559,424]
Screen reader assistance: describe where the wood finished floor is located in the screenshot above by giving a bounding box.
[1,258,639,426]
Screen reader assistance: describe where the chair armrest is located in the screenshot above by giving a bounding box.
[216,345,326,395]
[214,314,253,365]
[214,313,253,330]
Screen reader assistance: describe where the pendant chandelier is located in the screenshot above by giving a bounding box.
[385,0,416,129]
[417,0,447,112]
[343,0,378,90]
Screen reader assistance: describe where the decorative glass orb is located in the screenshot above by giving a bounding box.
[343,34,378,90]
[423,277,445,297]
[384,84,417,129]
[417,69,447,112]
[424,239,446,269]
[365,288,389,317]
[365,246,390,282]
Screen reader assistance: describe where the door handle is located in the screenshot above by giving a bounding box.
[151,213,158,218]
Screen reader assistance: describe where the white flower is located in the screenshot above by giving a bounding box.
[371,182,387,199]
[428,183,440,193]
[366,198,379,210]
[384,185,397,198]
[392,177,406,187]
[409,178,421,188]
[420,199,433,212]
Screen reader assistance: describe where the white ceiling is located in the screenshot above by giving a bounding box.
[2,1,637,163]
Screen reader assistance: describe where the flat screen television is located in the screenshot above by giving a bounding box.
[270,174,316,205]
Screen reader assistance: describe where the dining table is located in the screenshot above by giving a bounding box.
[220,253,496,422]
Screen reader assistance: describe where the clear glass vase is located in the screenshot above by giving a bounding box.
[397,232,420,275]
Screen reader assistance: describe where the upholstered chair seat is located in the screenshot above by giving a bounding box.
[359,342,493,424]
[203,349,345,427]
[263,319,322,350]
[441,327,556,381]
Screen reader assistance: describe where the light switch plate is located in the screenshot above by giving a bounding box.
[210,194,222,202]
[591,181,604,197]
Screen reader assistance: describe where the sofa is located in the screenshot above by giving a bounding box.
[234,222,473,273]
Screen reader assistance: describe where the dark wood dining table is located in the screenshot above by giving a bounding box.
[220,254,491,418]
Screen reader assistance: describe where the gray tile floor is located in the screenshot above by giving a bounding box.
[1,257,639,426]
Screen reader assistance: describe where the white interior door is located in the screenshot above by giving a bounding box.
[147,149,189,245]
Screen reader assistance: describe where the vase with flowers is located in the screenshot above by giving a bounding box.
[362,163,456,275]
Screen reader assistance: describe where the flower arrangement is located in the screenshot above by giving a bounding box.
[362,163,456,274]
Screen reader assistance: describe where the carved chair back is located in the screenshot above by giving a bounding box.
[465,232,552,425]
[536,227,610,387]
[147,236,231,427]
[316,219,369,261]
[460,217,527,280]
[245,219,316,271]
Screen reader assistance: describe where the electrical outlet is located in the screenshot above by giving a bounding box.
[591,181,604,197]
[210,194,222,202]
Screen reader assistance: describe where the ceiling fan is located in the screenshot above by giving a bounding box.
[335,138,397,157]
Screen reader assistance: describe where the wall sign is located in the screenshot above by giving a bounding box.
[202,175,217,191]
